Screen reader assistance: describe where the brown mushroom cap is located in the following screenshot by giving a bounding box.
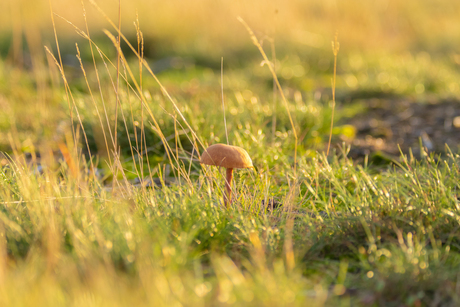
[200,144,253,169]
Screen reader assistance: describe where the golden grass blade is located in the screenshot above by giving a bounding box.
[80,0,114,166]
[221,57,229,145]
[237,17,298,176]
[326,32,340,156]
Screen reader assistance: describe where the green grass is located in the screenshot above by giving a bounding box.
[1,145,460,306]
[2,0,460,306]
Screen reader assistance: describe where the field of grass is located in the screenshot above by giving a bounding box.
[1,0,460,306]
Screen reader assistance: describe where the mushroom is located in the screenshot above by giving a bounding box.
[200,144,253,207]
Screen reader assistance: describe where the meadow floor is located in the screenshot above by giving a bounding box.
[1,1,460,306]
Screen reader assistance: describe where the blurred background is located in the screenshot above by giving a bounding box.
[1,0,460,161]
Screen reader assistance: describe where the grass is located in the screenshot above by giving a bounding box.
[2,146,460,306]
[1,0,460,306]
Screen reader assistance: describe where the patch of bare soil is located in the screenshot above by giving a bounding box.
[346,99,460,158]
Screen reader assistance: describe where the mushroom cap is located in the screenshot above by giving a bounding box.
[200,144,253,169]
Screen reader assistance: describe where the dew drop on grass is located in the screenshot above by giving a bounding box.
[105,241,113,250]
[415,83,425,94]
[242,290,254,302]
[284,290,296,302]
[195,282,211,297]
[126,254,135,263]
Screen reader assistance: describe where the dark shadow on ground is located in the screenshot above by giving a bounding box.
[343,98,460,159]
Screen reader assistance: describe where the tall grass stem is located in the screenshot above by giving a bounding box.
[221,57,229,145]
[327,33,340,156]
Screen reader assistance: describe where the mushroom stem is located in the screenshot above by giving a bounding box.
[225,167,234,207]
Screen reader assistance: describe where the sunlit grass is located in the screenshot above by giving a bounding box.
[1,0,460,306]
[1,144,460,305]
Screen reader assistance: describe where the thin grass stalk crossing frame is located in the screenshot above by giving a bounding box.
[221,57,229,145]
[270,39,277,145]
[48,0,76,147]
[237,16,298,176]
[80,0,114,166]
[112,0,122,189]
[44,46,93,181]
[327,33,340,156]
